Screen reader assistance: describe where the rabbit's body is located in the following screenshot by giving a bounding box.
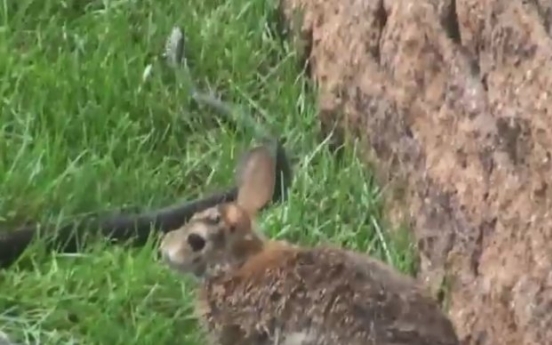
[197,243,458,345]
[159,144,460,345]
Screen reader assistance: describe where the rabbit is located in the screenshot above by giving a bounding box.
[159,144,460,345]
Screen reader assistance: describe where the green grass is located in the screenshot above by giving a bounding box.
[0,0,417,343]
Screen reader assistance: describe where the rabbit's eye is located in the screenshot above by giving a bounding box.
[187,233,206,252]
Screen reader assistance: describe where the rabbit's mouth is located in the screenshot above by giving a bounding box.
[190,257,207,277]
[158,249,205,278]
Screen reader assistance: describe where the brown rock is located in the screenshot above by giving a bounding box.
[279,0,552,344]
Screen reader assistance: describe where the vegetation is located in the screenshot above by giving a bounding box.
[0,0,416,343]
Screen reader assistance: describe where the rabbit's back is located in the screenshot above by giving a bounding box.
[198,245,459,345]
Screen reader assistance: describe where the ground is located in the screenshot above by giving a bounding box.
[0,0,415,344]
[279,0,552,344]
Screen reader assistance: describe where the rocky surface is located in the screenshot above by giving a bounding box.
[279,0,552,344]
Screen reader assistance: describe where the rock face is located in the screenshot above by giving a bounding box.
[279,0,552,344]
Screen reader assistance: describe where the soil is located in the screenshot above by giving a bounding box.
[279,1,552,344]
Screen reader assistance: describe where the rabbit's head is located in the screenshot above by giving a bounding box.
[159,144,277,279]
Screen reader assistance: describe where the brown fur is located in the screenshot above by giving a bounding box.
[159,144,460,345]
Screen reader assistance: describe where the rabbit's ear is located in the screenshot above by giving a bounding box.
[234,144,276,216]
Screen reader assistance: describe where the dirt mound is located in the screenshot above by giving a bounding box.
[279,0,552,344]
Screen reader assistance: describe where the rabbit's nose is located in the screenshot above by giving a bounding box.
[159,244,172,262]
[158,236,174,263]
[159,241,185,266]
[158,230,175,254]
